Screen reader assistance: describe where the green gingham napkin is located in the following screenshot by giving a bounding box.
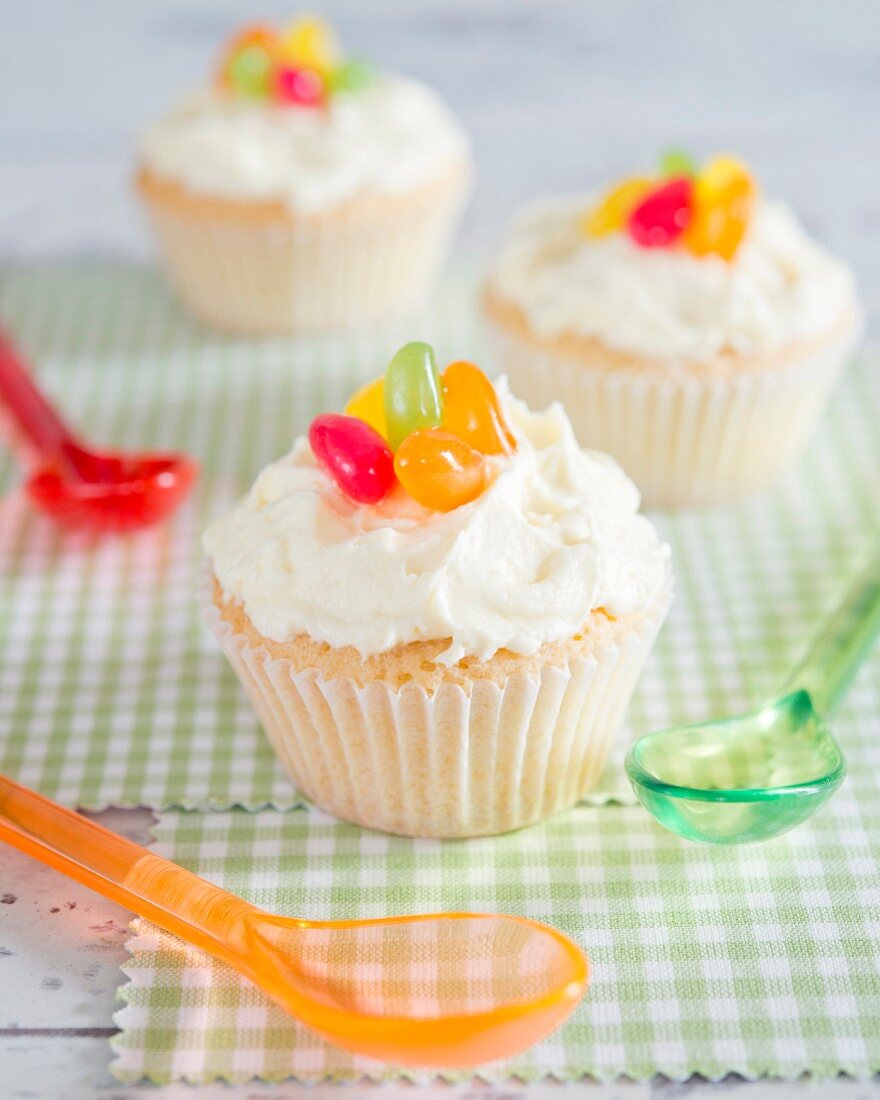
[114,783,880,1083]
[3,263,879,1083]
[0,262,673,811]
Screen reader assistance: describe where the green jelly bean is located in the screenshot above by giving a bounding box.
[329,58,376,94]
[384,341,444,450]
[228,45,274,98]
[659,148,697,178]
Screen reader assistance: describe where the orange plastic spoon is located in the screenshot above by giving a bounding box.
[0,774,588,1067]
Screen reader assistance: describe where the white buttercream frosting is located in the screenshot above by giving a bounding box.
[203,383,671,663]
[489,196,857,361]
[139,75,469,213]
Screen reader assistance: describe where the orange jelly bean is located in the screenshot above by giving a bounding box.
[394,429,492,512]
[583,177,654,238]
[441,361,516,456]
[684,155,756,261]
[344,376,386,438]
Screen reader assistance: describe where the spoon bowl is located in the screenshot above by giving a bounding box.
[193,908,584,1065]
[26,443,198,531]
[626,539,880,845]
[625,690,846,845]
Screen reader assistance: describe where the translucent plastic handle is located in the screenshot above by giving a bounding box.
[783,540,880,715]
[0,774,256,970]
[0,328,74,460]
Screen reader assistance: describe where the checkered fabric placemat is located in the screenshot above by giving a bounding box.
[0,261,676,811]
[114,779,880,1083]
[2,263,878,1083]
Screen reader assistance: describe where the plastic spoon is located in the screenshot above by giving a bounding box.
[0,773,588,1067]
[625,540,880,845]
[0,328,196,530]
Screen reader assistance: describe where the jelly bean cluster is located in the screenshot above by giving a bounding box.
[583,152,757,261]
[218,16,374,108]
[309,343,516,512]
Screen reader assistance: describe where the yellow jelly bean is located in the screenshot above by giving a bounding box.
[683,155,756,261]
[344,377,386,439]
[281,15,340,79]
[583,177,654,238]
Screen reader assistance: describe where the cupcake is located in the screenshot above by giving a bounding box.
[483,153,861,508]
[202,342,672,837]
[137,16,471,334]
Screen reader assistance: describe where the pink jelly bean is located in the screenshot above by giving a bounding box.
[275,65,324,107]
[628,177,694,248]
[309,414,395,504]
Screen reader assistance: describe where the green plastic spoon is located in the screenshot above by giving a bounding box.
[625,540,880,844]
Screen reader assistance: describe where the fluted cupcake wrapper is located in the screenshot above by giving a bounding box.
[202,589,671,838]
[139,171,469,336]
[486,315,860,508]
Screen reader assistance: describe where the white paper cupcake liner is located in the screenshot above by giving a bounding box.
[202,587,671,838]
[139,169,469,336]
[485,311,860,508]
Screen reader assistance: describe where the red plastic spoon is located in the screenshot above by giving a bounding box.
[0,328,196,531]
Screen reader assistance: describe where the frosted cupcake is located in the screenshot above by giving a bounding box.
[203,342,672,837]
[483,153,861,507]
[137,16,471,334]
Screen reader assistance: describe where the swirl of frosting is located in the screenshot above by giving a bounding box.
[139,75,469,214]
[203,383,671,664]
[488,196,857,361]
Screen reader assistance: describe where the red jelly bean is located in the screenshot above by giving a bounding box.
[275,65,325,107]
[309,414,395,504]
[628,177,694,249]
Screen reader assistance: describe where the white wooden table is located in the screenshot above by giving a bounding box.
[1,1,879,1094]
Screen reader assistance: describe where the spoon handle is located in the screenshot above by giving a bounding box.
[0,773,256,971]
[0,328,75,461]
[782,539,880,715]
